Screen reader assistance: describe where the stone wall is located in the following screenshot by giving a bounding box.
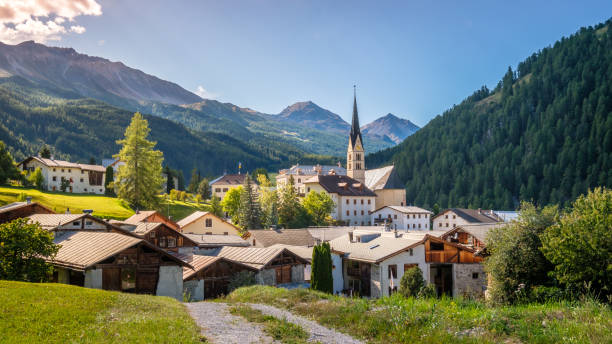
[84,269,102,289]
[453,263,487,298]
[370,263,382,298]
[156,265,183,300]
[257,269,276,285]
[291,264,304,283]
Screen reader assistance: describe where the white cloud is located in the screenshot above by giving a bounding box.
[195,85,218,99]
[0,0,102,44]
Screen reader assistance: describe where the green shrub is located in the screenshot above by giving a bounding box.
[228,271,257,292]
[17,192,27,202]
[400,266,425,297]
[529,285,567,303]
[417,284,437,298]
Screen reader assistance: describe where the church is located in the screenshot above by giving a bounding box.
[301,90,406,225]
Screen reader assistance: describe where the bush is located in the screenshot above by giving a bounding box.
[417,284,437,299]
[228,271,257,292]
[400,266,425,298]
[17,192,27,202]
[528,286,567,303]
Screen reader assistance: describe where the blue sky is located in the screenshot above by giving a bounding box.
[5,1,612,126]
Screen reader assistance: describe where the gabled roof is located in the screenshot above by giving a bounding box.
[248,229,315,247]
[18,156,106,172]
[433,208,502,224]
[211,174,252,186]
[181,255,257,280]
[441,223,506,245]
[0,201,54,214]
[330,232,425,263]
[28,213,89,230]
[182,233,249,247]
[364,165,404,190]
[278,164,347,176]
[372,205,433,214]
[123,210,179,230]
[215,246,309,270]
[177,211,210,228]
[304,174,376,197]
[268,244,313,262]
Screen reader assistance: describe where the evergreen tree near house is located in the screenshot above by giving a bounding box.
[177,170,185,191]
[39,145,51,159]
[88,157,96,165]
[257,174,278,228]
[399,266,425,298]
[197,178,211,199]
[238,173,262,230]
[59,178,71,192]
[311,242,333,293]
[28,167,44,190]
[113,112,164,209]
[303,190,335,226]
[165,166,175,194]
[0,141,19,185]
[253,167,269,181]
[188,168,201,193]
[104,165,115,196]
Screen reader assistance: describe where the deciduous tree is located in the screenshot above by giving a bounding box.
[221,186,243,224]
[303,191,334,226]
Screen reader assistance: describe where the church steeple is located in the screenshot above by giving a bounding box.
[349,85,363,149]
[347,86,365,184]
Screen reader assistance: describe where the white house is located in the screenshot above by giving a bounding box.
[371,205,433,230]
[432,208,503,231]
[18,157,106,194]
[276,163,346,194]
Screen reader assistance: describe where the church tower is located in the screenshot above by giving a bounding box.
[347,87,365,184]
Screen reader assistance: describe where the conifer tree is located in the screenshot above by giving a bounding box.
[104,165,115,196]
[177,170,185,191]
[113,112,164,209]
[238,173,262,230]
[188,168,201,193]
[164,165,175,194]
[278,175,309,228]
[39,145,51,159]
[311,242,333,293]
[257,174,278,228]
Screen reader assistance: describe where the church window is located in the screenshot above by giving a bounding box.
[356,154,361,160]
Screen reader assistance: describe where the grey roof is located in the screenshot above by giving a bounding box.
[304,174,376,197]
[215,246,308,270]
[329,232,426,263]
[182,233,249,247]
[28,213,88,230]
[307,227,355,242]
[442,223,506,244]
[373,205,433,214]
[18,156,106,172]
[364,165,404,190]
[248,229,315,247]
[278,164,347,176]
[268,244,313,262]
[434,208,502,224]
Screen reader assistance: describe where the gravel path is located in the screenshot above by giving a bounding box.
[247,303,364,344]
[185,302,277,344]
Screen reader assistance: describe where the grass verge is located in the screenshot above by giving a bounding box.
[229,304,309,344]
[224,285,612,344]
[0,281,204,344]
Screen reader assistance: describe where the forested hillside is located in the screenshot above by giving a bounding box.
[368,20,612,209]
[0,77,335,176]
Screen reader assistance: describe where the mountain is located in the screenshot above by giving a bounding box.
[0,41,202,107]
[361,113,419,144]
[367,19,612,209]
[276,101,350,133]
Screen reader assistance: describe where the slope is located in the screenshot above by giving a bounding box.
[367,19,612,209]
[361,113,419,144]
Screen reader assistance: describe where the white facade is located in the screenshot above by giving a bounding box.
[371,206,432,231]
[377,245,429,297]
[19,157,106,194]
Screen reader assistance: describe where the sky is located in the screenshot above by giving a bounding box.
[1,1,611,126]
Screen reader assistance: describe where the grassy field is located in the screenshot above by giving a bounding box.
[0,281,204,344]
[224,286,612,344]
[0,186,208,220]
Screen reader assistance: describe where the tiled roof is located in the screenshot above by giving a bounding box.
[442,223,505,244]
[177,211,210,228]
[304,174,376,197]
[19,156,106,172]
[215,246,311,270]
[210,174,250,185]
[182,233,249,247]
[307,227,355,242]
[373,205,433,214]
[268,244,313,262]
[28,213,86,230]
[435,208,502,224]
[51,231,142,270]
[365,165,404,190]
[329,232,425,263]
[131,222,163,235]
[123,211,158,224]
[181,255,257,280]
[248,229,315,247]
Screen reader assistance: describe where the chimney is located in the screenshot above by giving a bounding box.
[348,232,354,243]
[65,207,70,214]
[25,196,32,204]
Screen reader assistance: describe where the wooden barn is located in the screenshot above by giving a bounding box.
[111,220,197,254]
[182,255,258,300]
[0,201,55,224]
[50,231,190,300]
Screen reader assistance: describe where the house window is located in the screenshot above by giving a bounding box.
[388,264,398,279]
[356,154,361,160]
[361,210,364,215]
[346,199,349,204]
[446,223,449,227]
[85,221,93,226]
[418,214,421,218]
[298,178,301,183]
[167,237,176,248]
[81,170,84,174]
[52,186,56,191]
[346,210,349,216]
[68,169,71,173]
[52,176,57,181]
[84,188,87,192]
[354,199,356,205]
[80,178,84,183]
[430,242,444,251]
[61,169,64,173]
[150,231,156,238]
[206,232,212,235]
[223,232,228,235]
[418,224,421,229]
[409,248,414,256]
[72,221,80,226]
[253,239,256,246]
[413,224,416,228]
[222,188,228,192]
[367,199,371,204]
[439,223,442,227]
[354,210,357,216]
[205,218,213,227]
[53,168,56,172]
[472,272,479,279]
[215,188,221,192]
[413,214,416,219]
[394,214,397,219]
[445,215,448,219]
[425,223,428,229]
[453,215,456,219]
[159,237,167,247]
[307,187,310,192]
[361,199,364,205]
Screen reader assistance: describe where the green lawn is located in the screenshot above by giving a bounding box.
[0,281,204,344]
[0,186,208,220]
[224,286,612,344]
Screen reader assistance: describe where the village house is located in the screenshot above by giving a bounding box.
[18,156,106,194]
[432,208,504,230]
[28,213,125,232]
[123,210,180,230]
[182,255,258,301]
[364,166,407,209]
[267,244,314,282]
[276,163,346,194]
[210,173,257,200]
[50,231,189,300]
[0,200,55,224]
[177,211,242,236]
[110,220,198,255]
[248,229,316,248]
[214,246,309,286]
[330,229,486,298]
[181,233,250,255]
[371,205,433,230]
[440,223,505,253]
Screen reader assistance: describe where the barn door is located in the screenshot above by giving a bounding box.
[102,268,121,291]
[275,265,292,284]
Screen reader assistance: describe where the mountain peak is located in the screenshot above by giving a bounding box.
[278,101,349,133]
[361,114,419,144]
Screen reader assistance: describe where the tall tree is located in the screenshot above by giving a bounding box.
[113,112,164,209]
[39,145,51,159]
[303,191,335,226]
[210,195,224,218]
[0,219,59,282]
[311,242,333,293]
[177,170,185,191]
[88,157,96,165]
[28,167,44,190]
[238,173,262,230]
[221,186,243,224]
[104,166,115,196]
[278,175,309,228]
[197,178,211,199]
[0,141,19,185]
[257,174,278,228]
[188,168,201,193]
[164,165,175,194]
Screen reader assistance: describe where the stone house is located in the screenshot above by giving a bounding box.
[18,156,106,194]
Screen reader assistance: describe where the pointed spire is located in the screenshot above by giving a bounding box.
[349,85,363,148]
